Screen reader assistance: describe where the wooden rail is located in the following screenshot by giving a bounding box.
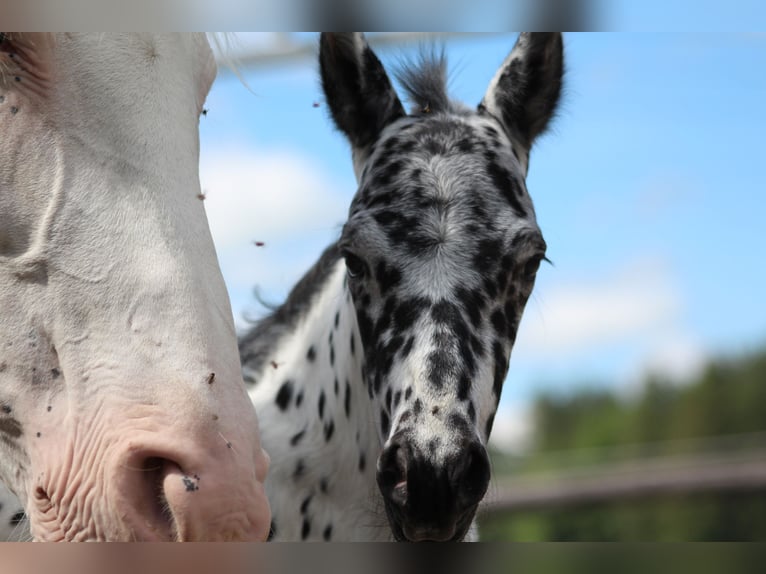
[480,450,766,515]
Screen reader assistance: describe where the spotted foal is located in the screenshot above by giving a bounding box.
[240,32,564,541]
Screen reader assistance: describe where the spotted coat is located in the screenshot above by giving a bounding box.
[243,32,565,542]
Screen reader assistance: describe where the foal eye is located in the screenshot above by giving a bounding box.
[523,255,543,279]
[344,252,366,279]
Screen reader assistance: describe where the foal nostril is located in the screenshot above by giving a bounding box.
[376,443,409,507]
[452,441,491,507]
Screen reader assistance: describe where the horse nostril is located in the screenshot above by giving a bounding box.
[139,456,178,538]
[376,443,408,507]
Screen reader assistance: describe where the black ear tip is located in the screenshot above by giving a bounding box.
[319,32,366,55]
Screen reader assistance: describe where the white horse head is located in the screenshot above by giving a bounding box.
[0,33,270,541]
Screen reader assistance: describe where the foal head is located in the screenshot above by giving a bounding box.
[320,32,563,541]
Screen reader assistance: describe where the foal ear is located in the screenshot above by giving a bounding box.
[319,33,405,154]
[480,33,564,150]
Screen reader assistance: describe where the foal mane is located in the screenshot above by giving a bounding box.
[239,243,343,374]
[394,44,452,115]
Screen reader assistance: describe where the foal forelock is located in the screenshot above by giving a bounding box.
[341,110,546,453]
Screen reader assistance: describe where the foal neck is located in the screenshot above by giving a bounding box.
[244,255,387,541]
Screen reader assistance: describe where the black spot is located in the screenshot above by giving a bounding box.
[373,372,383,396]
[46,406,52,412]
[491,309,507,337]
[456,138,474,153]
[384,335,404,357]
[385,388,393,412]
[473,239,503,273]
[307,346,316,362]
[431,300,459,326]
[380,410,390,436]
[456,287,486,329]
[367,189,397,209]
[496,261,511,291]
[470,334,485,358]
[487,160,526,217]
[10,511,25,526]
[375,297,395,340]
[344,381,352,417]
[267,521,277,541]
[492,340,507,399]
[376,260,402,292]
[301,518,311,540]
[504,299,519,336]
[350,333,356,356]
[300,495,312,514]
[324,420,335,442]
[457,374,471,401]
[275,381,293,411]
[0,417,23,439]
[393,391,402,409]
[318,390,326,419]
[295,390,304,408]
[357,311,374,348]
[182,476,199,492]
[427,348,456,389]
[485,412,496,437]
[1,405,10,414]
[404,387,413,401]
[484,125,500,139]
[413,398,423,416]
[373,210,400,228]
[358,452,367,472]
[323,524,333,541]
[400,336,415,359]
[320,478,329,493]
[294,459,306,480]
[290,429,306,446]
[448,413,470,433]
[334,311,340,328]
[467,401,476,423]
[334,377,340,395]
[50,368,60,379]
[329,345,335,366]
[484,277,498,299]
[431,406,440,416]
[373,159,403,187]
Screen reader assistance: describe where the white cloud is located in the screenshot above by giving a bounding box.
[638,330,708,384]
[517,258,683,358]
[488,403,533,454]
[200,146,349,253]
[199,145,352,331]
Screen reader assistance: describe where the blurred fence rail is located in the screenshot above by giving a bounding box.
[214,33,505,70]
[481,434,766,515]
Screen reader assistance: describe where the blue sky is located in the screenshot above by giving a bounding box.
[198,33,766,450]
